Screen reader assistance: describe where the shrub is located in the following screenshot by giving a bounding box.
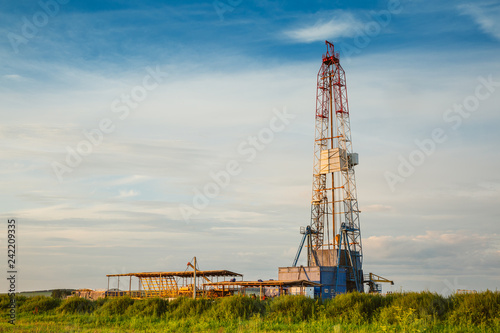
[95,297,108,307]
[58,296,95,314]
[0,294,13,310]
[267,295,317,323]
[377,305,418,327]
[0,294,27,311]
[95,296,134,316]
[323,292,384,324]
[210,295,264,321]
[389,292,449,321]
[19,296,61,314]
[126,298,169,317]
[168,297,213,319]
[447,291,500,327]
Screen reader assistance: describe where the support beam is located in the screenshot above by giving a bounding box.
[193,257,197,300]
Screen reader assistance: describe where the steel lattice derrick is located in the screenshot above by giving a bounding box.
[308,41,364,292]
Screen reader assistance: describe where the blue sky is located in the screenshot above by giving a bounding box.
[1,0,499,294]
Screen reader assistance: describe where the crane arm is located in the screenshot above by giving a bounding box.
[187,262,211,283]
[369,273,394,285]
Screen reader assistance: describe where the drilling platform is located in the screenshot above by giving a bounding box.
[278,41,392,298]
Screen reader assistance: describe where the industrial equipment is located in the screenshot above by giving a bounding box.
[106,268,242,299]
[365,273,394,293]
[292,226,314,267]
[282,41,392,297]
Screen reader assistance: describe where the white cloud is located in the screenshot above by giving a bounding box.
[364,204,392,212]
[365,231,500,261]
[284,12,363,43]
[3,74,23,80]
[459,2,500,41]
[363,231,500,293]
[117,189,140,198]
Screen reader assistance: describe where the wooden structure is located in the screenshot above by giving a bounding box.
[106,269,242,299]
[203,280,322,299]
[72,289,106,300]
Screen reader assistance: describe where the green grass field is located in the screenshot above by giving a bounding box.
[1,291,499,332]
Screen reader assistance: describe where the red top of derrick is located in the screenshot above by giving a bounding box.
[322,41,340,65]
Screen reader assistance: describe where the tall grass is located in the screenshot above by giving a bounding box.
[447,290,500,327]
[57,296,95,314]
[126,297,168,317]
[0,294,27,310]
[210,295,264,321]
[18,296,61,314]
[267,295,316,323]
[322,292,386,324]
[95,296,134,316]
[1,291,498,332]
[168,296,213,319]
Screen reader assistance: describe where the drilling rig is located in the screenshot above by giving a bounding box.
[309,40,363,293]
[280,41,391,297]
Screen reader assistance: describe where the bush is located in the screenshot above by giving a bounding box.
[0,294,13,310]
[0,294,27,311]
[210,295,264,321]
[389,292,449,321]
[168,296,213,319]
[447,290,500,327]
[126,298,169,317]
[323,292,384,324]
[95,297,108,307]
[377,305,419,327]
[19,296,61,314]
[95,296,134,316]
[267,295,317,323]
[58,296,95,314]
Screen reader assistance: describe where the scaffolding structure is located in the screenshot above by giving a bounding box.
[106,269,242,299]
[203,280,322,300]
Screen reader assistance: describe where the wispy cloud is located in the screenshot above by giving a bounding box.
[364,204,392,212]
[3,74,24,80]
[117,189,140,198]
[368,232,500,268]
[283,11,363,43]
[459,2,500,41]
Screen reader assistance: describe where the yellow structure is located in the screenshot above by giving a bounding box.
[106,269,242,299]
